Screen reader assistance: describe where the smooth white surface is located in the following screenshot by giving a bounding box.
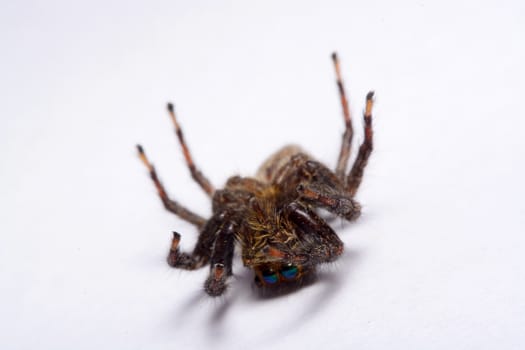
[1,1,524,349]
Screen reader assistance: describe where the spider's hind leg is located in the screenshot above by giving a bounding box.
[346,92,374,197]
[136,145,206,228]
[332,52,354,181]
[166,103,215,197]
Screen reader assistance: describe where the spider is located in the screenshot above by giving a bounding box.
[137,53,375,297]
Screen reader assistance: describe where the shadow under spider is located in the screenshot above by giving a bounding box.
[255,249,363,344]
[171,248,362,342]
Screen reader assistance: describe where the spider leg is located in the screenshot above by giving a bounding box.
[346,91,374,197]
[284,202,344,265]
[166,103,215,197]
[332,52,354,181]
[166,231,208,269]
[136,144,206,228]
[203,217,237,297]
[275,154,361,221]
[166,213,226,269]
[296,182,361,221]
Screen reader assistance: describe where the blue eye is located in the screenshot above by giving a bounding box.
[262,270,278,284]
[281,265,298,280]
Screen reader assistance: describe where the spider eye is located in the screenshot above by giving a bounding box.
[261,270,278,284]
[280,264,298,280]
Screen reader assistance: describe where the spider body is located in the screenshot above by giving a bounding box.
[137,53,375,296]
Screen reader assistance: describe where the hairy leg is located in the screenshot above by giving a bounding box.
[203,216,237,297]
[166,231,208,269]
[166,103,215,196]
[332,52,354,181]
[296,181,361,221]
[346,91,374,196]
[284,202,344,265]
[137,145,206,228]
[274,153,361,221]
[166,212,228,269]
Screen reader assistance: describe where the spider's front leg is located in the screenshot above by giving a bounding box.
[276,154,361,221]
[296,180,361,221]
[276,86,375,221]
[203,213,237,297]
[166,213,229,270]
[167,231,208,269]
[284,202,344,264]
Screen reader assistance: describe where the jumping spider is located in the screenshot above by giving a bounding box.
[137,53,375,297]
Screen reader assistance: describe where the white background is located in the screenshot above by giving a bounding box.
[1,1,524,349]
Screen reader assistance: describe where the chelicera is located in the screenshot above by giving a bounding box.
[137,53,375,296]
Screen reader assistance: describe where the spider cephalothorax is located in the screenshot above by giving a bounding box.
[137,53,375,297]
